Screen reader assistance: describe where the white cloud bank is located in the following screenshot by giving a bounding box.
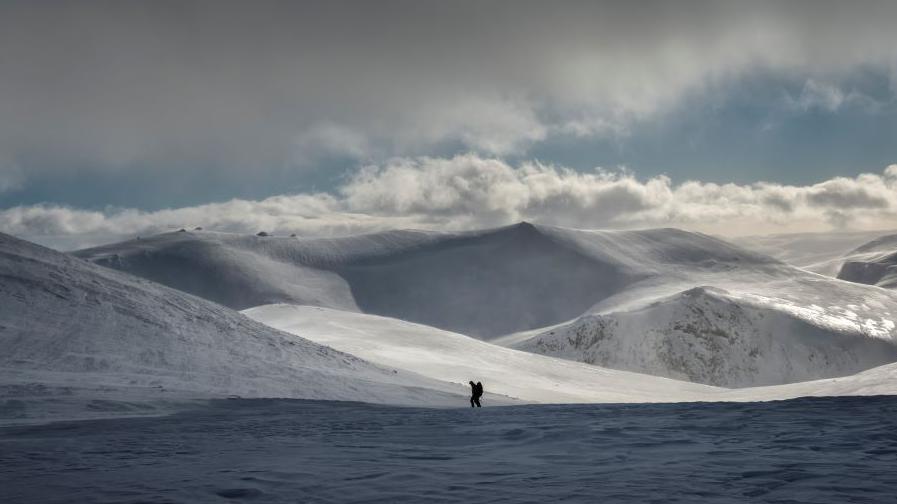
[3,156,897,250]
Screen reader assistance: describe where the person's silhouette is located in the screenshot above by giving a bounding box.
[469,380,483,407]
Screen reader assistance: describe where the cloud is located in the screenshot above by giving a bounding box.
[806,176,890,209]
[404,97,548,156]
[1,0,896,189]
[4,156,897,250]
[787,79,886,113]
[792,80,847,111]
[291,123,374,166]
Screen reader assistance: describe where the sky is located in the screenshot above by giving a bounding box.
[1,0,896,249]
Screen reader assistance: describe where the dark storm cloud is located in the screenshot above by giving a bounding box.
[1,0,896,192]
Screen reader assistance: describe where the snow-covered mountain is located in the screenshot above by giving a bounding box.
[510,286,897,387]
[75,223,897,388]
[494,227,897,387]
[835,234,897,289]
[0,232,465,406]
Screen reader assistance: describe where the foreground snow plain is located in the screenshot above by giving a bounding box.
[4,396,897,504]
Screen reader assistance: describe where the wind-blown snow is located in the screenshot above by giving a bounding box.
[731,230,897,276]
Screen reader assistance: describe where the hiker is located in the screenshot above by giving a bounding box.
[469,380,483,407]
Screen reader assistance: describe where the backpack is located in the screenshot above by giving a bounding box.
[475,382,483,396]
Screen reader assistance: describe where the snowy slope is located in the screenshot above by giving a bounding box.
[243,304,721,404]
[836,234,897,289]
[245,304,897,402]
[0,232,466,407]
[722,361,897,400]
[73,231,361,311]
